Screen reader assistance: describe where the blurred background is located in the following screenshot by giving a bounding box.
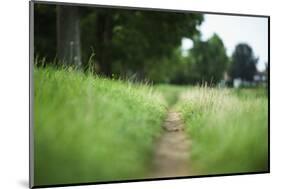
[34,3,268,87]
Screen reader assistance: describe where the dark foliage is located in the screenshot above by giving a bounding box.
[229,43,258,81]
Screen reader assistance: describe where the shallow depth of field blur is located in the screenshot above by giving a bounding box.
[33,2,269,186]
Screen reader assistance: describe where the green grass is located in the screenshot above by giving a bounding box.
[154,84,188,106]
[34,67,167,186]
[177,86,268,174]
[34,66,269,184]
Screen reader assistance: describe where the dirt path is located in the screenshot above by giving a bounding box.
[151,110,192,178]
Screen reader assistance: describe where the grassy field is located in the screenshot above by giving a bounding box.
[34,67,167,185]
[176,86,268,174]
[34,66,268,185]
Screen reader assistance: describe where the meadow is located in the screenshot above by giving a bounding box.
[34,66,268,185]
[34,67,167,185]
[176,86,268,174]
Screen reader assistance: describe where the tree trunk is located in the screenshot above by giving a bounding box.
[95,12,113,76]
[57,5,81,67]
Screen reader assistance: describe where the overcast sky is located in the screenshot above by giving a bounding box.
[182,14,268,71]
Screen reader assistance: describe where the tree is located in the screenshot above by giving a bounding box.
[229,43,258,81]
[80,9,203,77]
[187,34,229,84]
[35,4,203,81]
[57,5,82,66]
[111,11,203,79]
[34,4,57,63]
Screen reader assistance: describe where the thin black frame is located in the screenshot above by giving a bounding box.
[29,0,270,188]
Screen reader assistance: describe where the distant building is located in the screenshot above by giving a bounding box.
[233,78,242,88]
[220,70,267,88]
[253,71,267,86]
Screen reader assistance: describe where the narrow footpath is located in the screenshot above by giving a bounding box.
[151,110,193,177]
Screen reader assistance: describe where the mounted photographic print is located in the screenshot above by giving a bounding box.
[29,0,269,188]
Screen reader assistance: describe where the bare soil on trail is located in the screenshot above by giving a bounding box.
[151,110,193,178]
